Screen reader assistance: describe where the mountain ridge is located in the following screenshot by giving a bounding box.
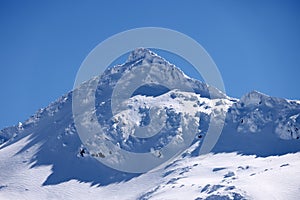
[1,48,299,146]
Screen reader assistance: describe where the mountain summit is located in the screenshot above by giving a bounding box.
[0,49,300,199]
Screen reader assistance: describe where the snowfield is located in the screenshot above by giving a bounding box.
[0,48,300,199]
[1,135,299,200]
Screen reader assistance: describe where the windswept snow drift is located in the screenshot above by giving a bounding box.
[0,48,300,199]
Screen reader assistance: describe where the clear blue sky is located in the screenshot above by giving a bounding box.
[1,0,300,129]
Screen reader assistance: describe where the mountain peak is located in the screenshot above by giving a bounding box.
[127,48,156,63]
[125,48,177,73]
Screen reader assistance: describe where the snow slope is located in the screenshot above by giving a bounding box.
[1,134,299,200]
[0,48,300,199]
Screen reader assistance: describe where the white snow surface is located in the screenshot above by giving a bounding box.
[0,135,299,200]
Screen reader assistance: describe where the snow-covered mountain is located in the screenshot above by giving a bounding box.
[0,48,299,200]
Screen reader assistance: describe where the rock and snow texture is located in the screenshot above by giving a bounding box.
[0,48,300,199]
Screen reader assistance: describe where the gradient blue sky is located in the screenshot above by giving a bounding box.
[1,0,300,129]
